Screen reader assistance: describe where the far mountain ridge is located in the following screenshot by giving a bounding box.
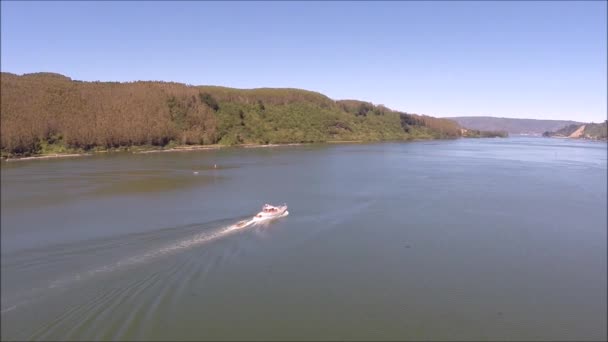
[446,116,584,135]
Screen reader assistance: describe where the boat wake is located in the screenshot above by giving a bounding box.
[52,209,289,286]
[1,207,289,316]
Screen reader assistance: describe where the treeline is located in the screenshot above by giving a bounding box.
[2,72,464,157]
[583,121,608,140]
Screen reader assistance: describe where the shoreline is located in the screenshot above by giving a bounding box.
[1,142,314,162]
[3,153,94,162]
[1,136,520,162]
[547,135,607,141]
[241,143,304,149]
[134,145,226,154]
[326,140,364,144]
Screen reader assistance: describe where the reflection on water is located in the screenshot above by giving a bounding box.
[1,137,606,340]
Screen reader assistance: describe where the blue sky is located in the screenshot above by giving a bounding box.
[1,1,606,122]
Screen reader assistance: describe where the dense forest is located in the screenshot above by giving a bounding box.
[583,122,608,140]
[2,72,466,157]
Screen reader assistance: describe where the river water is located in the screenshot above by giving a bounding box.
[1,137,606,340]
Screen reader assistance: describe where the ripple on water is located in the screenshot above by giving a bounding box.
[1,214,279,340]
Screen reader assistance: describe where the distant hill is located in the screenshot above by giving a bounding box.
[446,116,583,135]
[1,72,463,157]
[543,121,607,140]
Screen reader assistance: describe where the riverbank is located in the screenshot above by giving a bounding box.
[2,136,509,162]
[134,145,225,154]
[545,136,608,142]
[3,153,94,162]
[1,142,315,162]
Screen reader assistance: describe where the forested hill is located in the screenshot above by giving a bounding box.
[447,116,583,135]
[1,72,462,157]
[542,121,607,140]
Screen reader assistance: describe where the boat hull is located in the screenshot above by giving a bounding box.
[251,205,289,223]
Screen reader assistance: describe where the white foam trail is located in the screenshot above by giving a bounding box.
[2,213,289,315]
[49,212,288,288]
[51,223,241,287]
[1,305,17,314]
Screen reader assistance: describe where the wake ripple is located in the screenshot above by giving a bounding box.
[48,215,280,287]
[1,212,288,318]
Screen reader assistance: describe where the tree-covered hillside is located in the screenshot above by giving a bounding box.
[1,72,463,157]
[582,122,608,140]
[542,121,607,140]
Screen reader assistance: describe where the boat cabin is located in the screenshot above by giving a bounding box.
[262,204,278,213]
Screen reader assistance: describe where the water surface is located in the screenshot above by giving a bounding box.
[2,137,606,340]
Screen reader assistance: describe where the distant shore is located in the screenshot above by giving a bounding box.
[133,145,225,154]
[546,136,608,142]
[133,143,306,154]
[1,142,315,162]
[1,136,517,162]
[3,153,94,162]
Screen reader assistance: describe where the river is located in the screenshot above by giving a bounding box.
[1,137,606,340]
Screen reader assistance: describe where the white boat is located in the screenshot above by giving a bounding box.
[252,203,289,222]
[234,204,289,229]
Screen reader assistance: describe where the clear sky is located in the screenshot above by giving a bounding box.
[1,1,606,122]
